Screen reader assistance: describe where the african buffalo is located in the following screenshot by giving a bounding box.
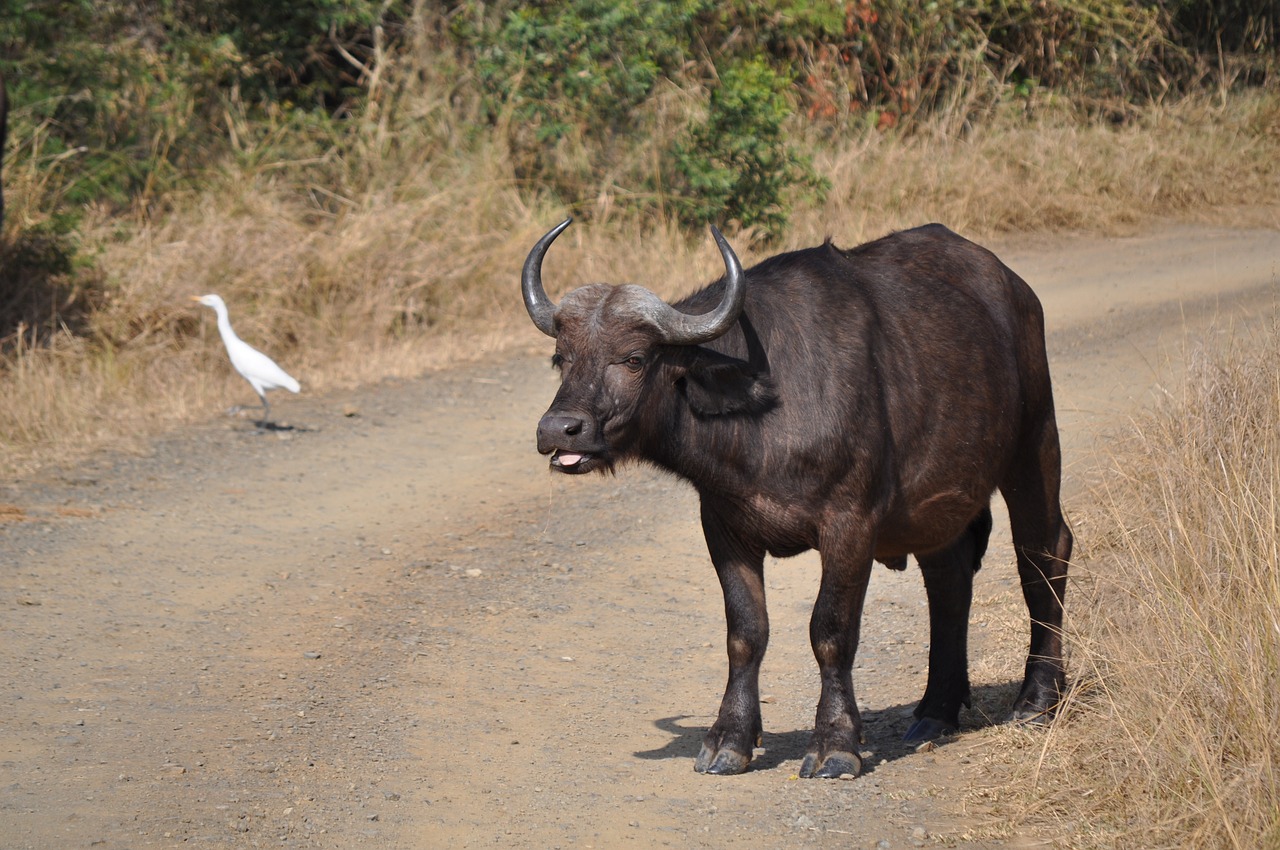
[522,219,1072,778]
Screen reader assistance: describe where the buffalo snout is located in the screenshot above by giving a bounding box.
[537,412,605,473]
[538,412,586,443]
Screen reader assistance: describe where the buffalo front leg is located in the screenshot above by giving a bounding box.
[800,529,875,779]
[695,504,768,775]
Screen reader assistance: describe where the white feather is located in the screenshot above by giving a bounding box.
[194,294,300,417]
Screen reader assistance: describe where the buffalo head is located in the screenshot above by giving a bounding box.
[523,218,762,475]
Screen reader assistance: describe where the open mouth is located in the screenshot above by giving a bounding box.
[550,450,597,473]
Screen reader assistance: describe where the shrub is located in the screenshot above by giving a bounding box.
[0,0,406,217]
[470,0,707,191]
[670,57,827,239]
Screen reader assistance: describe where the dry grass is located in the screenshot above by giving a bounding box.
[2,87,1280,476]
[801,92,1280,243]
[998,321,1280,848]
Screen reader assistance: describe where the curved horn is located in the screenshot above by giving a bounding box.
[649,226,746,345]
[522,218,572,337]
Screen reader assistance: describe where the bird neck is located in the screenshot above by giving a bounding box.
[214,306,240,345]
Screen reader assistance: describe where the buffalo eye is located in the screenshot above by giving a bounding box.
[623,354,645,373]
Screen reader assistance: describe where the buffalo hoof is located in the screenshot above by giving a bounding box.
[1009,704,1053,726]
[1011,676,1062,726]
[902,716,957,744]
[1010,688,1059,726]
[694,743,751,775]
[798,750,862,779]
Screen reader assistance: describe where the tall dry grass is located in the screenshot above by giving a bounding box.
[1004,321,1280,848]
[803,91,1280,242]
[2,84,1279,476]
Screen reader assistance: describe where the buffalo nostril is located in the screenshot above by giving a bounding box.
[537,414,589,449]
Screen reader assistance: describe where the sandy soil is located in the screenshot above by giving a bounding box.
[1,222,1277,850]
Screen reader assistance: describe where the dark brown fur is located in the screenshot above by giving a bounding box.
[529,224,1072,778]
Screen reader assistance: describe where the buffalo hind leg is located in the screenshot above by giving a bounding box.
[695,503,769,775]
[905,506,992,743]
[799,524,876,779]
[1002,420,1073,723]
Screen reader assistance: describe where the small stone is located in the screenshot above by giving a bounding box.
[464,568,482,578]
[303,651,321,660]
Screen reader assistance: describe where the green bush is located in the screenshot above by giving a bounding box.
[0,0,406,217]
[0,0,1273,247]
[467,1,840,233]
[470,0,707,188]
[670,57,827,239]
[167,0,412,109]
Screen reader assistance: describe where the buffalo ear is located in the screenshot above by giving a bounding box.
[680,360,778,417]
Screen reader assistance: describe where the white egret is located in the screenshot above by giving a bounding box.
[192,294,300,424]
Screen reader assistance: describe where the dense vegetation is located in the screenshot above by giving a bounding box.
[2,0,1275,242]
[0,0,1275,453]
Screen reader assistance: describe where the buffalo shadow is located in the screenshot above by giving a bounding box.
[636,680,1021,775]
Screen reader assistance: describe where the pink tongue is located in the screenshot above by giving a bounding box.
[557,452,583,466]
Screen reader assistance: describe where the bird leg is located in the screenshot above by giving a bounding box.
[226,394,271,424]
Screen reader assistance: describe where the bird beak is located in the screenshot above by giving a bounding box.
[190,296,203,304]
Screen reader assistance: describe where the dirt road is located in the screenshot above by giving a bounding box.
[2,222,1277,849]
